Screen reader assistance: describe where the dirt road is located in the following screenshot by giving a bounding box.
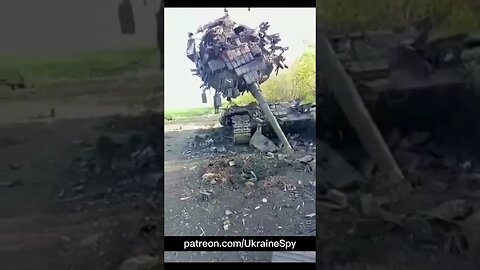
[0,73,163,270]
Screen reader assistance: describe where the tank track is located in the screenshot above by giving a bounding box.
[231,114,252,145]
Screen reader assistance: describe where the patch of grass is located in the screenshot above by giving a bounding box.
[317,0,480,33]
[0,47,159,84]
[164,107,215,120]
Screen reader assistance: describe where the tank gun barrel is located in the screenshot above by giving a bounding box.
[249,83,293,151]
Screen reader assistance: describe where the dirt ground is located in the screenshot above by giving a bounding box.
[0,73,163,270]
[7,67,480,269]
[163,115,316,262]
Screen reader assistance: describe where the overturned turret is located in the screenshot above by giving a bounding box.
[186,9,293,150]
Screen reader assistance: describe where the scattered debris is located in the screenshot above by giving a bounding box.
[401,131,430,149]
[284,184,297,192]
[205,138,214,145]
[394,150,421,174]
[223,217,231,230]
[265,152,275,159]
[462,211,480,255]
[250,129,279,153]
[242,171,258,182]
[119,255,161,270]
[132,146,156,167]
[142,173,163,189]
[444,230,465,255]
[0,180,22,187]
[317,141,367,189]
[308,159,316,173]
[318,189,348,210]
[202,173,225,185]
[360,194,403,224]
[277,153,288,161]
[427,200,473,221]
[79,233,102,248]
[199,190,214,201]
[72,185,85,193]
[401,216,436,243]
[298,155,314,163]
[244,181,255,187]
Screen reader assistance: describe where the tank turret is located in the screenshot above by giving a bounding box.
[187,9,293,150]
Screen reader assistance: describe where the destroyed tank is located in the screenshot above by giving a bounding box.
[318,18,480,142]
[186,9,288,108]
[186,8,295,150]
[219,100,316,144]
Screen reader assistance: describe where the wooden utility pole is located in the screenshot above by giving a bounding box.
[317,28,411,196]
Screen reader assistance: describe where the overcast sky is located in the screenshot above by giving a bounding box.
[164,8,316,110]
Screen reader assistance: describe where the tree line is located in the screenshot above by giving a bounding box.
[317,0,480,35]
[233,44,316,105]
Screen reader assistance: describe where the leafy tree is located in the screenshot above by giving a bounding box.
[232,45,316,105]
[290,44,316,102]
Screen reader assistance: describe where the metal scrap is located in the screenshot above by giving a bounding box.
[250,129,279,153]
[427,199,473,221]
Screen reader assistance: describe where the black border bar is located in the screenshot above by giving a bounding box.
[164,0,315,8]
[165,263,316,270]
[165,236,315,251]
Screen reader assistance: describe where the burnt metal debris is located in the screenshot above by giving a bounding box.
[186,8,293,150]
[317,19,480,192]
[219,100,316,144]
[324,19,480,106]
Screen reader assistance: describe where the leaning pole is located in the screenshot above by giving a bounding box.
[317,27,410,196]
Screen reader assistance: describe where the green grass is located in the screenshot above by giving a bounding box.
[317,0,480,34]
[0,46,159,84]
[164,107,215,120]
